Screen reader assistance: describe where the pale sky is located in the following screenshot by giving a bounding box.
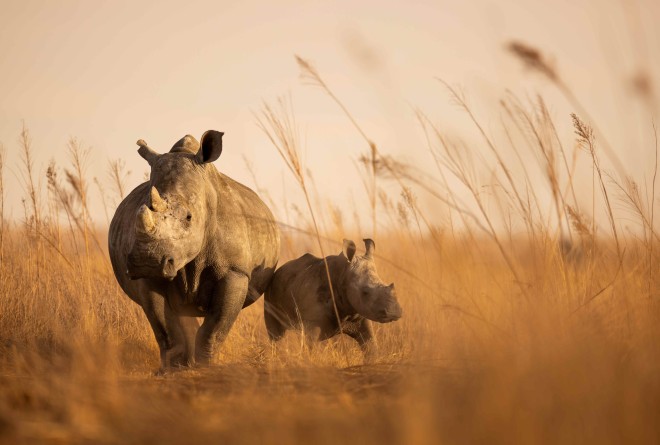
[1,0,658,235]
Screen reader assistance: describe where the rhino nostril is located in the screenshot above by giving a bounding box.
[161,257,177,278]
[378,303,402,321]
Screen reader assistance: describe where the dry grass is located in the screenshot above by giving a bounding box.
[1,226,659,444]
[1,45,660,444]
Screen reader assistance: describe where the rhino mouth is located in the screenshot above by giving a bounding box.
[126,254,179,281]
[372,305,403,323]
[126,269,177,281]
[375,315,401,324]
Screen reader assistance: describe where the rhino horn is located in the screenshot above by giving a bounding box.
[136,205,156,233]
[363,238,375,258]
[150,186,167,212]
[170,135,200,154]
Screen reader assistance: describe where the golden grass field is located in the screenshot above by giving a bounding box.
[1,49,659,444]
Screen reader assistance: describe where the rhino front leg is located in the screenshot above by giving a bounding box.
[302,325,321,354]
[180,316,200,365]
[137,280,195,372]
[264,301,287,342]
[163,303,199,368]
[140,291,170,370]
[346,319,376,360]
[195,271,248,365]
[139,289,187,371]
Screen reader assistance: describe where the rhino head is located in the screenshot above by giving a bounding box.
[341,238,403,323]
[125,130,223,280]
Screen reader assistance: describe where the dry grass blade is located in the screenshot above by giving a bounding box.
[18,122,41,233]
[509,41,627,178]
[572,113,622,260]
[651,120,659,296]
[0,142,4,266]
[566,205,592,238]
[256,96,346,344]
[296,55,378,236]
[107,158,130,206]
[93,177,111,226]
[507,41,558,81]
[256,97,304,182]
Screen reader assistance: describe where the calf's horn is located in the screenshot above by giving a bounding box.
[363,238,375,258]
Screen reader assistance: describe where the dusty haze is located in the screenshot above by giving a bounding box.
[2,1,660,443]
[1,0,658,230]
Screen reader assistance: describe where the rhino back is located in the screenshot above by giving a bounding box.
[266,253,349,326]
[209,171,280,274]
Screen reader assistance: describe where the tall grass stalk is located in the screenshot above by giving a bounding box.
[296,56,378,238]
[509,41,628,178]
[94,177,111,226]
[47,160,81,258]
[107,158,130,207]
[18,123,41,233]
[651,121,658,296]
[256,96,346,348]
[416,93,529,297]
[18,122,44,276]
[572,113,622,261]
[67,137,91,262]
[0,142,4,267]
[503,94,574,241]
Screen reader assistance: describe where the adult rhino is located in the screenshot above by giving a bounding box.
[109,130,280,371]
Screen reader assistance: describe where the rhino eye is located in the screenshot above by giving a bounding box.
[186,213,192,221]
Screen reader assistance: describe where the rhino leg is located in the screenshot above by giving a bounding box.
[163,303,199,368]
[303,325,321,352]
[139,292,170,369]
[195,272,248,365]
[345,319,376,359]
[264,302,287,341]
[180,316,200,365]
[139,281,192,371]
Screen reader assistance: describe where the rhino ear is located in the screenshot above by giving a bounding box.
[342,239,357,262]
[363,238,375,258]
[198,130,224,164]
[136,139,160,165]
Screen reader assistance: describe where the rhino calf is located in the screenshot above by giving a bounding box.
[264,239,402,354]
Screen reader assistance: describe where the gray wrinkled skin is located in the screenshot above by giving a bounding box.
[264,239,402,355]
[109,131,280,371]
